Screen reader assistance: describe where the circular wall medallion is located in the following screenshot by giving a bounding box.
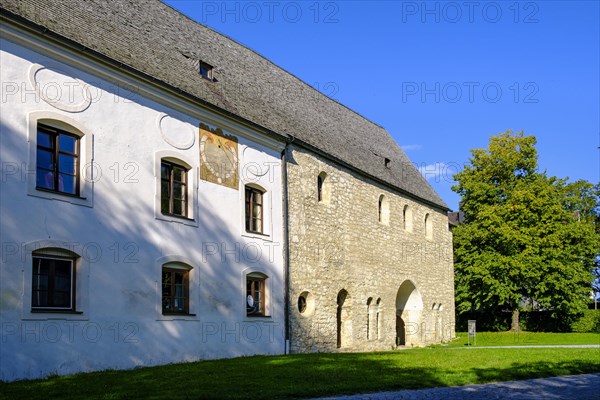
[242,145,270,179]
[28,63,91,113]
[157,113,196,150]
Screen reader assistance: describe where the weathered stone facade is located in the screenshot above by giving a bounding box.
[287,146,455,352]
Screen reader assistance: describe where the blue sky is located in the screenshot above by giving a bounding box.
[165,1,599,210]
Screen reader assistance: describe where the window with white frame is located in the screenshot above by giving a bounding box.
[27,113,93,207]
[246,272,268,317]
[31,249,78,312]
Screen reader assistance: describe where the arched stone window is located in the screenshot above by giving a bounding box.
[366,297,373,340]
[376,298,382,340]
[317,171,330,204]
[378,195,390,225]
[336,289,351,348]
[425,213,433,240]
[403,205,413,232]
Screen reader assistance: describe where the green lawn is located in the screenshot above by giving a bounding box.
[446,331,600,347]
[1,343,599,399]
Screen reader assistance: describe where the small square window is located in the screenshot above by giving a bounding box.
[199,61,214,80]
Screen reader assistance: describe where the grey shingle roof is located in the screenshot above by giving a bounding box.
[1,0,447,210]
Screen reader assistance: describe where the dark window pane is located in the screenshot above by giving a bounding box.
[161,163,169,179]
[173,182,184,200]
[59,174,77,194]
[59,134,77,154]
[32,257,72,309]
[36,170,54,190]
[33,274,49,290]
[37,131,53,148]
[32,290,48,307]
[37,149,54,170]
[173,167,185,182]
[172,198,183,216]
[59,154,77,174]
[53,291,70,308]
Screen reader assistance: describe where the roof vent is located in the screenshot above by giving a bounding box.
[199,61,214,81]
[384,158,391,168]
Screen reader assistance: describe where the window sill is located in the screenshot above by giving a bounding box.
[157,313,199,321]
[162,313,196,317]
[161,212,194,221]
[155,212,198,227]
[28,187,92,207]
[35,187,85,200]
[242,230,272,242]
[31,309,83,314]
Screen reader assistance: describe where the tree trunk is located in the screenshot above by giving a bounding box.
[510,308,520,332]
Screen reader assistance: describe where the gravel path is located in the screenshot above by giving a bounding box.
[312,373,600,400]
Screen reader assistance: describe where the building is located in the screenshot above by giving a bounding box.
[0,0,454,381]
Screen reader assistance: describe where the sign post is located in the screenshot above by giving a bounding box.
[468,320,476,346]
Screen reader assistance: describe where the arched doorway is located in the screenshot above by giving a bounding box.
[395,280,423,347]
[336,289,351,348]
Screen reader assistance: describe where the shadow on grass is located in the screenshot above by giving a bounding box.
[1,352,599,400]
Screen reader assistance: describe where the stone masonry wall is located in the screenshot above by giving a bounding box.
[287,146,455,353]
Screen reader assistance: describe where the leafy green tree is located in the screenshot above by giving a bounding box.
[452,131,600,331]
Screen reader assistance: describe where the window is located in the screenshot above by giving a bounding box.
[317,175,324,202]
[425,213,433,240]
[366,297,373,340]
[317,171,331,204]
[36,124,80,196]
[403,205,413,232]
[199,61,214,80]
[246,275,266,316]
[162,267,189,314]
[32,255,76,311]
[298,295,307,313]
[317,172,325,202]
[161,160,188,217]
[245,185,264,233]
[378,195,390,225]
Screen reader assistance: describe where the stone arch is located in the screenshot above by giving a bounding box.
[336,289,352,348]
[395,280,423,346]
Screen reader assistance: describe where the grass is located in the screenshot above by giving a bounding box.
[1,341,599,399]
[445,331,600,347]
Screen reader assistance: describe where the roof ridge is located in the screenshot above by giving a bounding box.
[160,0,386,131]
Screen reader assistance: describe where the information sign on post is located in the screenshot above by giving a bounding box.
[468,320,476,346]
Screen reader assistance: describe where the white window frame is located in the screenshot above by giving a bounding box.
[26,111,93,207]
[21,240,89,320]
[154,150,198,227]
[155,255,198,321]
[240,183,272,241]
[242,269,272,320]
